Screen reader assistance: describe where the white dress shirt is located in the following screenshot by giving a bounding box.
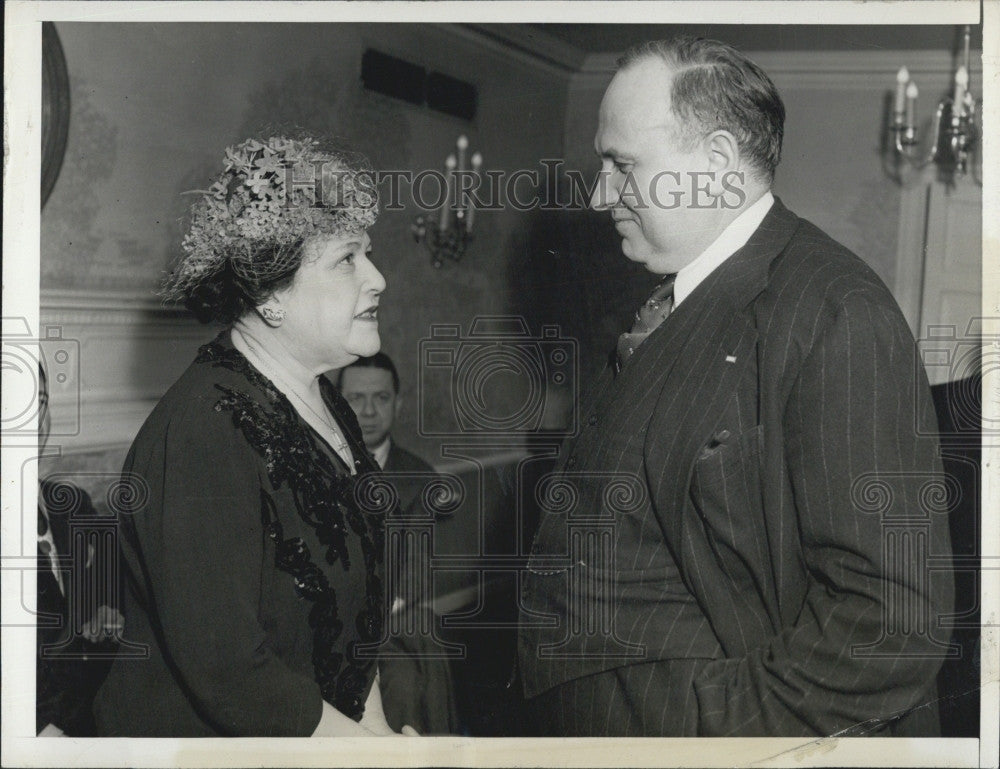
[673,191,774,309]
[371,437,391,470]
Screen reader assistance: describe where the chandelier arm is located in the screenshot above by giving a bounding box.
[894,132,936,171]
[412,215,472,267]
[885,39,979,186]
[926,101,947,164]
[881,146,905,185]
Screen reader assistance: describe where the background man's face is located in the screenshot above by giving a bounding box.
[340,366,400,450]
[591,58,721,275]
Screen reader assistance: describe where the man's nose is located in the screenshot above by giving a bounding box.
[589,169,617,212]
[360,398,377,416]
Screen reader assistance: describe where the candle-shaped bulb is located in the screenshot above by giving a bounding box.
[441,154,457,231]
[905,81,918,127]
[457,135,469,150]
[467,152,482,232]
[952,67,969,117]
[954,66,968,119]
[962,25,971,75]
[894,66,910,117]
[456,135,468,174]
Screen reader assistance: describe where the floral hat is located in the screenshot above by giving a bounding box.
[162,136,379,301]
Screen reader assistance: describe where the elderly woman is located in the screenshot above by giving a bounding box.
[94,136,401,737]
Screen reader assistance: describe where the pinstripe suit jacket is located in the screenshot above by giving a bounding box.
[519,198,953,736]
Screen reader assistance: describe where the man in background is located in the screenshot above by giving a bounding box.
[518,36,952,736]
[336,352,434,511]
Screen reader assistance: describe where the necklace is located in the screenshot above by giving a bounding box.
[230,326,355,472]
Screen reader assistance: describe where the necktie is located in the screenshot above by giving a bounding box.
[616,275,676,370]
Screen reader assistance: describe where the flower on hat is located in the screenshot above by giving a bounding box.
[162,136,379,303]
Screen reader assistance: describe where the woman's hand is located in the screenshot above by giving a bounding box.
[311,702,381,737]
[311,703,416,737]
[358,674,420,736]
[311,675,421,737]
[358,674,401,735]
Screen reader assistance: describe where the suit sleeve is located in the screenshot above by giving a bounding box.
[127,398,323,736]
[692,290,953,736]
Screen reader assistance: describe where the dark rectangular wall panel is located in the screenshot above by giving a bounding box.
[361,49,425,105]
[426,71,478,121]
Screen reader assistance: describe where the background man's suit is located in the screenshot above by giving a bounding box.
[384,442,435,514]
[519,198,953,736]
[376,442,461,735]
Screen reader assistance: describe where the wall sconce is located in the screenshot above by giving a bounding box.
[412,135,482,267]
[887,26,980,185]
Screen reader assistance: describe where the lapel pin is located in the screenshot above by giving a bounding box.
[725,355,737,363]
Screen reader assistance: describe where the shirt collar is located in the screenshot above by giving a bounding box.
[371,436,391,470]
[673,191,774,309]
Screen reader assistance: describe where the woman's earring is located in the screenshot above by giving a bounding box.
[260,306,286,325]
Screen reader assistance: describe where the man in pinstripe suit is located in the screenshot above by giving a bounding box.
[518,37,953,736]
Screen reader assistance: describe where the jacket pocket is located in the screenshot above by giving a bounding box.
[689,424,770,593]
[693,424,764,480]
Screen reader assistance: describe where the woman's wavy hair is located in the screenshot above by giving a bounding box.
[181,241,305,325]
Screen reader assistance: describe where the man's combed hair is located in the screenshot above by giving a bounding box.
[337,352,400,393]
[618,36,785,183]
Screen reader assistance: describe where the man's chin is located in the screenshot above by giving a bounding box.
[621,247,677,276]
[620,239,654,268]
[362,432,386,447]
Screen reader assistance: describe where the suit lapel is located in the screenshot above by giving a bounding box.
[640,198,801,545]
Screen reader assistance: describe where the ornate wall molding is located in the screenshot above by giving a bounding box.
[41,288,185,324]
[40,289,216,455]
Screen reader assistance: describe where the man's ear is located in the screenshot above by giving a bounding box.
[704,130,741,197]
[393,394,403,420]
[706,130,739,171]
